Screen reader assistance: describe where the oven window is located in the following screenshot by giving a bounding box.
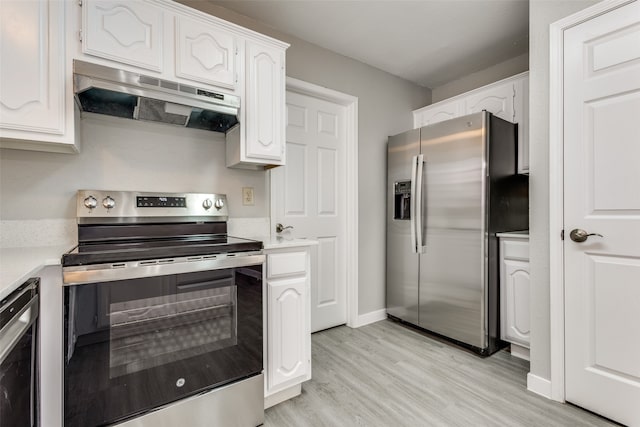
[0,325,36,427]
[64,267,262,427]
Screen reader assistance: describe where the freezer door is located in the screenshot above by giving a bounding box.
[418,113,488,349]
[386,129,420,324]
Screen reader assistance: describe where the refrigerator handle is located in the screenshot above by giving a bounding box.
[410,155,418,253]
[415,154,425,253]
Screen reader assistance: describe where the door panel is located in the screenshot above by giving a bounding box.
[272,91,347,332]
[386,129,420,325]
[564,2,640,425]
[418,114,486,348]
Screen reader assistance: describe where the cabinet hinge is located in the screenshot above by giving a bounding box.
[78,30,82,42]
[561,229,565,240]
[78,0,83,6]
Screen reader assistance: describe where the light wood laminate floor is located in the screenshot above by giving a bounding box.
[265,319,617,427]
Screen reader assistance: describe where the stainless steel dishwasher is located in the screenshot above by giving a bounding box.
[0,277,39,427]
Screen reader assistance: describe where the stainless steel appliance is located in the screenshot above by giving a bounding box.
[0,278,39,427]
[73,60,241,137]
[386,111,528,355]
[62,191,264,427]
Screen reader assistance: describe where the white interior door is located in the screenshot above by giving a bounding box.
[271,90,347,332]
[563,2,640,425]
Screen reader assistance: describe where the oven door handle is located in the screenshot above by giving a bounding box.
[63,253,266,285]
[0,295,38,365]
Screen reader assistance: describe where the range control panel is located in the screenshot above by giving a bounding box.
[76,190,228,219]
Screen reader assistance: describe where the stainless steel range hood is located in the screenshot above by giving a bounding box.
[73,60,240,133]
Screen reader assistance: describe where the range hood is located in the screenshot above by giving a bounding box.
[73,60,240,133]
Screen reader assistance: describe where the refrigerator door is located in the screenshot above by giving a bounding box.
[386,129,420,324]
[418,112,488,349]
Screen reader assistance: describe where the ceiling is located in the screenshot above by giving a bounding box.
[209,0,529,89]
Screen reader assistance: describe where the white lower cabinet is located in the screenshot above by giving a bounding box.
[264,244,312,408]
[498,233,530,360]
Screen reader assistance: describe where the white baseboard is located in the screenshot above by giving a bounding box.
[350,309,387,328]
[264,384,302,409]
[510,344,530,361]
[527,373,552,399]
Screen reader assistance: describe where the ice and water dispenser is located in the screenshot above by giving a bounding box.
[393,181,411,220]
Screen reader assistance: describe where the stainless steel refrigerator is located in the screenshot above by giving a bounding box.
[386,111,528,355]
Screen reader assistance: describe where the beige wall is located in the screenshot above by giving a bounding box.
[528,0,600,381]
[431,53,529,102]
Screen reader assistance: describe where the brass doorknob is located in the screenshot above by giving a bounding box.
[570,229,603,243]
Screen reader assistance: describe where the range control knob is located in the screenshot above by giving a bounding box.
[214,199,224,210]
[102,196,116,210]
[202,198,213,210]
[84,196,98,210]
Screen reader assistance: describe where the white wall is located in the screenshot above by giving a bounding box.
[528,0,600,381]
[431,53,529,102]
[0,115,269,220]
[0,1,431,318]
[178,1,432,316]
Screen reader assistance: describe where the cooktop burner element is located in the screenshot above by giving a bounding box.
[62,190,262,267]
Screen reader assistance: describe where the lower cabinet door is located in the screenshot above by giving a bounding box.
[502,259,531,347]
[267,276,308,391]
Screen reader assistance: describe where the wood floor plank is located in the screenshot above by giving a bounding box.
[265,319,618,427]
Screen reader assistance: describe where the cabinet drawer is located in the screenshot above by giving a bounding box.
[267,252,306,278]
[501,239,529,261]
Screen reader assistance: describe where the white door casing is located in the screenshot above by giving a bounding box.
[550,0,640,424]
[271,78,358,332]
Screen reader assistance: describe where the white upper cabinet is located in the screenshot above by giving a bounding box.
[413,99,462,128]
[0,0,78,153]
[413,72,529,173]
[244,40,285,163]
[464,80,514,122]
[175,15,237,90]
[82,0,165,72]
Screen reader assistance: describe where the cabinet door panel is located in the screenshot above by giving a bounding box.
[267,277,308,390]
[502,259,530,347]
[0,0,65,134]
[514,76,529,173]
[175,15,236,89]
[245,41,284,162]
[465,82,514,122]
[83,0,163,72]
[415,100,462,128]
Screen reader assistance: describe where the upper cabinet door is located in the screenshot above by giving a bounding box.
[82,0,164,72]
[414,99,462,128]
[245,40,285,162]
[464,81,515,122]
[175,15,236,90]
[513,76,529,173]
[0,0,77,152]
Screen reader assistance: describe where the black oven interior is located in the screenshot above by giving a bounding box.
[63,267,262,427]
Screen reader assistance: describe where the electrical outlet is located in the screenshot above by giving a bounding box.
[242,187,254,206]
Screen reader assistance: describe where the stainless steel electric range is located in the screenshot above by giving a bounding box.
[62,190,265,427]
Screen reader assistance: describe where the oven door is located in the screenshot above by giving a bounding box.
[63,259,263,427]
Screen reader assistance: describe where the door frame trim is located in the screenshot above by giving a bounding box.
[273,77,360,328]
[548,0,635,403]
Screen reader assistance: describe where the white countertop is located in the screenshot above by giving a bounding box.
[0,245,70,300]
[496,230,529,239]
[262,236,318,249]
